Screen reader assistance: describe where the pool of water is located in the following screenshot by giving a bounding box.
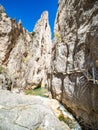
[25,87,48,97]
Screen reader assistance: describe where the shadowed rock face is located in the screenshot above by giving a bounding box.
[0,7,52,89]
[48,0,98,129]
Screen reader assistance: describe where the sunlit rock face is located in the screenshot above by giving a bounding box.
[0,6,52,89]
[49,0,98,129]
[0,6,22,65]
[0,90,70,130]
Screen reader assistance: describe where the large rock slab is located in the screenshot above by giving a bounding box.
[0,90,70,130]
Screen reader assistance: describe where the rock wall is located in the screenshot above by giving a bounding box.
[1,2,98,129]
[0,5,52,89]
[49,0,98,129]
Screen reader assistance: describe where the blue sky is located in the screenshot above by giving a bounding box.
[0,0,58,35]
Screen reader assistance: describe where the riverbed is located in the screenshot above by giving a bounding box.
[24,87,82,130]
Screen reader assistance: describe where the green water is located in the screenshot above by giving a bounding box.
[25,87,48,97]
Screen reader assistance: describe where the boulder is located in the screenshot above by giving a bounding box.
[0,90,70,130]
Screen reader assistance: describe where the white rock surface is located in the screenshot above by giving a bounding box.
[0,6,52,89]
[0,90,70,130]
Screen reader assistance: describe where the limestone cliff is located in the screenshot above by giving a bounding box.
[1,1,98,130]
[49,0,98,129]
[0,5,52,89]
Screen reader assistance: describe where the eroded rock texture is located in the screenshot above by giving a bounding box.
[0,90,70,130]
[49,0,98,129]
[0,6,52,89]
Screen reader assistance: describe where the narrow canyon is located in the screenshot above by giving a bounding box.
[0,0,98,130]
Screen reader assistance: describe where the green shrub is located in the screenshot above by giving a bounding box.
[58,113,74,129]
[0,66,4,73]
[54,32,61,42]
[54,32,61,38]
[58,113,65,121]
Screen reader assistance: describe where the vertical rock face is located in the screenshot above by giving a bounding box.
[0,6,22,65]
[25,11,52,88]
[0,5,52,89]
[49,0,98,129]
